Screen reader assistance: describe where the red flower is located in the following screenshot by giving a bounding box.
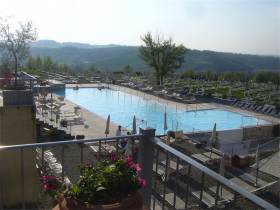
[48,183,57,190]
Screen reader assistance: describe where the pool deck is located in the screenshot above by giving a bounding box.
[51,93,119,139]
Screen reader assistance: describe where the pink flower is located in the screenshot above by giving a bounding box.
[43,184,49,190]
[131,163,142,172]
[137,177,146,188]
[42,175,56,181]
[110,153,118,162]
[141,179,146,188]
[84,160,93,166]
[48,175,56,180]
[126,155,134,167]
[126,155,133,163]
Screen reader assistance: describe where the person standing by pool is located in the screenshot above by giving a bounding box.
[125,132,132,155]
[115,125,122,137]
[115,125,122,150]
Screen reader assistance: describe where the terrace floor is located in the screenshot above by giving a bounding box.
[257,145,280,178]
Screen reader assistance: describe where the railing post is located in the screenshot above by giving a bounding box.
[139,127,156,208]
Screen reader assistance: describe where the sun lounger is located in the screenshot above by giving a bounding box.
[183,97,196,103]
[237,102,244,107]
[269,109,277,116]
[232,101,238,106]
[251,104,258,110]
[242,103,250,109]
[255,106,262,112]
[60,112,77,118]
[264,107,273,114]
[175,96,183,101]
[140,86,153,92]
[174,130,184,139]
[261,105,268,113]
[262,106,271,114]
[246,104,253,110]
[231,100,238,106]
[64,116,84,124]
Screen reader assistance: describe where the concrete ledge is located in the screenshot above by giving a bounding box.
[2,89,33,106]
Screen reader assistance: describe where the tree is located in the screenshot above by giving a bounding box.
[58,64,71,74]
[0,18,37,86]
[123,64,133,75]
[85,64,97,76]
[139,32,187,85]
[0,62,12,88]
[181,69,194,79]
[43,56,56,72]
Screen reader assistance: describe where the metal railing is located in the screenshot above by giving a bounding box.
[149,137,279,210]
[0,128,279,209]
[0,134,142,209]
[140,128,279,210]
[0,77,37,90]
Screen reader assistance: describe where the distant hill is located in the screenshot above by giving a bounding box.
[30,40,280,72]
[31,40,121,49]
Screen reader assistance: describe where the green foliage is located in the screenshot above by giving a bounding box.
[253,71,280,85]
[24,56,73,75]
[123,64,133,74]
[64,155,145,205]
[216,88,228,98]
[30,42,280,73]
[84,64,98,77]
[139,32,187,85]
[204,89,215,97]
[0,19,37,85]
[232,90,244,100]
[181,70,194,79]
[180,70,277,84]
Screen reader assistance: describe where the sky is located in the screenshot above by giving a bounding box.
[0,0,279,55]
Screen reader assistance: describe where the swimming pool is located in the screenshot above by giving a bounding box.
[57,88,269,134]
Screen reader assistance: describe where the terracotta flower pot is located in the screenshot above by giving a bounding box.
[52,191,143,210]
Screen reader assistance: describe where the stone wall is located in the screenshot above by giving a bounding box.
[2,89,33,106]
[0,90,39,207]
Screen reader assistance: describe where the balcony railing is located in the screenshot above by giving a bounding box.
[0,128,278,210]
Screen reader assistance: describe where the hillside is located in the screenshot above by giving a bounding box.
[30,40,280,72]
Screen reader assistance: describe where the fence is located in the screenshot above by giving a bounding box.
[0,128,278,209]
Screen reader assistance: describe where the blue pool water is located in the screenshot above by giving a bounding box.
[57,88,269,134]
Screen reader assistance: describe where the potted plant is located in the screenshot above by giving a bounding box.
[42,154,146,210]
[41,175,64,206]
